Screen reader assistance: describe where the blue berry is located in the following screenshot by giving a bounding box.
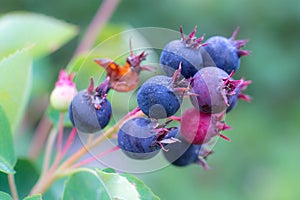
[137,73,188,119]
[203,27,249,74]
[163,128,201,166]
[117,117,163,160]
[226,91,239,113]
[190,67,243,114]
[160,26,205,78]
[69,78,112,133]
[226,78,252,113]
[163,128,211,169]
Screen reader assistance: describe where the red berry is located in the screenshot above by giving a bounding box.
[180,108,231,144]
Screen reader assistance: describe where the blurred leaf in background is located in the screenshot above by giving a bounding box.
[0,0,300,199]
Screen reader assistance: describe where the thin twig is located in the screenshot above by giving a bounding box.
[29,110,144,195]
[71,146,120,169]
[58,110,144,172]
[49,113,65,170]
[61,127,77,158]
[73,0,120,57]
[29,171,58,196]
[8,174,19,200]
[56,113,65,156]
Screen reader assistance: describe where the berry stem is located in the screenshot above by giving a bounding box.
[8,174,19,200]
[29,170,58,196]
[48,113,66,171]
[70,145,120,169]
[29,110,144,196]
[57,114,65,153]
[61,128,77,157]
[41,128,58,176]
[168,116,181,121]
[58,110,144,172]
[29,127,62,195]
[219,133,231,141]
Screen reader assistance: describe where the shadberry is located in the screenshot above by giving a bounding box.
[118,117,177,160]
[190,67,244,114]
[203,27,249,74]
[180,107,231,144]
[137,67,189,119]
[69,78,112,133]
[227,78,252,112]
[160,26,205,78]
[163,128,200,166]
[163,128,211,169]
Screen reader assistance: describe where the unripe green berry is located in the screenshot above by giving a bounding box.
[50,70,77,112]
[50,85,77,112]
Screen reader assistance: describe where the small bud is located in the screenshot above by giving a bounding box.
[50,70,77,112]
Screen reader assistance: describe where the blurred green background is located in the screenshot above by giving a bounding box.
[1,0,300,199]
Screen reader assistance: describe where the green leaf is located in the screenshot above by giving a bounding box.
[97,170,140,200]
[0,105,16,174]
[0,12,78,58]
[62,169,111,200]
[63,169,158,200]
[0,158,40,199]
[0,191,13,200]
[122,173,160,200]
[23,194,42,200]
[0,48,32,133]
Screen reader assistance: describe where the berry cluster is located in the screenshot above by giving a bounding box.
[68,26,252,170]
[119,26,251,169]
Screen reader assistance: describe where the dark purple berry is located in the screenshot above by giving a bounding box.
[227,78,252,112]
[163,128,210,169]
[203,27,250,74]
[190,67,243,114]
[69,78,112,133]
[117,117,176,160]
[160,26,205,78]
[137,69,188,119]
[226,92,238,113]
[163,128,200,166]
